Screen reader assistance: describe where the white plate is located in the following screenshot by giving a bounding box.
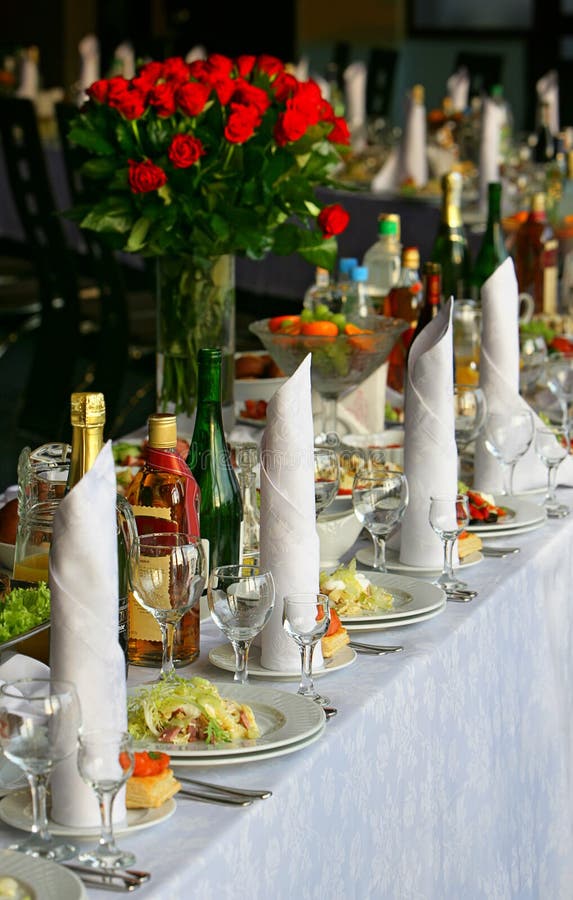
[169,722,327,767]
[336,573,446,624]
[355,546,483,575]
[0,791,176,837]
[0,849,86,900]
[466,496,546,533]
[468,519,547,539]
[208,643,357,680]
[344,599,447,631]
[130,683,325,758]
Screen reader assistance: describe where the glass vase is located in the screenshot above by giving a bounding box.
[156,254,236,437]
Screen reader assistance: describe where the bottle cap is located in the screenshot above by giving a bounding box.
[531,192,546,213]
[402,247,420,269]
[352,266,369,282]
[411,84,425,105]
[490,84,503,98]
[423,261,441,275]
[148,413,177,449]
[378,218,399,236]
[339,257,358,274]
[70,392,106,427]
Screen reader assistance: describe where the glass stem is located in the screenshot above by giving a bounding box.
[443,538,455,579]
[546,464,558,504]
[500,461,513,496]
[300,643,315,694]
[29,772,50,842]
[321,396,338,437]
[97,789,118,852]
[160,622,176,679]
[232,640,250,683]
[372,534,387,571]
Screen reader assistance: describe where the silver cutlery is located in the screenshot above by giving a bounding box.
[481,546,520,557]
[64,863,148,891]
[446,589,478,602]
[177,776,272,800]
[323,706,338,719]
[349,641,404,654]
[178,787,253,807]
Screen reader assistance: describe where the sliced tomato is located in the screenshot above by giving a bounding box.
[325,608,342,636]
[121,750,171,777]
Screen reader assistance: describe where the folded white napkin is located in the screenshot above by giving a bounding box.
[343,62,367,131]
[447,67,470,112]
[16,49,39,101]
[113,42,135,80]
[258,355,322,671]
[399,298,459,567]
[185,45,207,63]
[49,441,127,828]
[371,147,399,192]
[294,56,309,83]
[473,259,573,492]
[78,34,100,97]
[478,97,504,214]
[536,69,559,136]
[397,88,428,188]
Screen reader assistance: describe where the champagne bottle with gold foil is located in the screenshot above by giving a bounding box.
[66,392,137,666]
[431,171,471,302]
[125,413,201,667]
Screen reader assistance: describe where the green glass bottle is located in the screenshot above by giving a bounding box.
[187,348,243,572]
[431,171,471,302]
[470,182,508,301]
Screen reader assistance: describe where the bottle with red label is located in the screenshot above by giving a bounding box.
[384,246,423,392]
[514,192,559,316]
[410,261,442,346]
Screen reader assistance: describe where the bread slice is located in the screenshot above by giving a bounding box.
[321,627,350,658]
[458,530,483,559]
[126,768,181,809]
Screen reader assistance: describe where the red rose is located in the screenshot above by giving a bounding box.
[290,80,323,126]
[274,108,308,146]
[317,204,350,238]
[128,159,167,193]
[272,71,298,103]
[106,76,131,104]
[167,134,205,168]
[188,60,210,81]
[109,88,146,120]
[149,82,176,117]
[176,81,211,116]
[86,79,109,103]
[137,61,164,85]
[235,55,256,77]
[256,55,284,78]
[211,76,235,105]
[162,57,191,83]
[327,116,351,145]
[231,79,270,116]
[224,105,260,143]
[206,53,234,79]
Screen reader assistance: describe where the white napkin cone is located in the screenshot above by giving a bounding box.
[399,298,459,567]
[113,42,135,80]
[258,355,322,671]
[478,97,504,214]
[394,88,428,189]
[447,67,470,112]
[343,62,367,132]
[536,69,559,136]
[473,258,573,492]
[371,148,399,192]
[78,34,100,99]
[49,441,127,828]
[185,45,207,63]
[294,56,309,82]
[16,49,39,101]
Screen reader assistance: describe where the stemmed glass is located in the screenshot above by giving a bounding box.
[544,353,573,429]
[534,426,571,518]
[352,469,409,571]
[129,532,206,683]
[283,593,331,707]
[483,409,535,495]
[77,730,135,870]
[429,494,477,599]
[207,565,275,683]
[453,384,487,476]
[0,678,81,860]
[314,447,340,517]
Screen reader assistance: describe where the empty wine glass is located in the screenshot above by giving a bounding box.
[534,426,571,518]
[544,353,573,428]
[207,565,275,683]
[129,533,206,683]
[77,729,135,870]
[429,494,477,598]
[314,447,340,517]
[352,469,409,571]
[0,678,81,860]
[483,409,535,495]
[453,384,487,475]
[283,593,330,706]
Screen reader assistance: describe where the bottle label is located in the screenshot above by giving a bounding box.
[128,507,172,642]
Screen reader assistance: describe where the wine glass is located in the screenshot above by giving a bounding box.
[544,353,573,429]
[77,730,135,870]
[129,532,206,683]
[207,565,275,683]
[352,469,409,572]
[429,494,477,598]
[283,593,331,706]
[0,678,81,861]
[314,447,340,517]
[453,384,487,475]
[483,409,535,495]
[534,426,571,518]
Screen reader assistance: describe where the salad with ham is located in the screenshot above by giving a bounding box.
[459,483,508,524]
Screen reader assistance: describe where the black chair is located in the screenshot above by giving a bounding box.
[453,52,505,99]
[366,47,399,121]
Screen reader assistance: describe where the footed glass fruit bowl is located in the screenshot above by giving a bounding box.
[249,315,408,434]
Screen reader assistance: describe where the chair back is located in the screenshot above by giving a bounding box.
[366,47,399,120]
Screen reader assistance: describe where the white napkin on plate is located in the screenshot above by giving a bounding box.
[78,34,100,98]
[112,42,135,80]
[447,66,470,112]
[536,69,559,136]
[399,298,459,567]
[473,259,573,492]
[49,441,127,828]
[478,97,504,214]
[258,355,322,671]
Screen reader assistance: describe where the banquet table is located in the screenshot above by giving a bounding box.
[1,492,572,899]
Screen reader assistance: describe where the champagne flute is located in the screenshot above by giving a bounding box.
[429,494,477,599]
[207,565,275,683]
[314,447,340,517]
[283,593,331,707]
[352,469,409,571]
[129,532,206,683]
[483,409,535,495]
[0,678,81,861]
[534,426,571,518]
[77,730,135,870]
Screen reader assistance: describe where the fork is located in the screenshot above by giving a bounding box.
[177,776,272,799]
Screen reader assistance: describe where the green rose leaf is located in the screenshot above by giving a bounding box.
[81,198,133,234]
[126,216,151,252]
[81,158,117,180]
[68,126,115,156]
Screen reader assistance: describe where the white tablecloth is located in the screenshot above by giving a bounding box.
[1,491,572,898]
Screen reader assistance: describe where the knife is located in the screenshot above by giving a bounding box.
[348,641,404,653]
[177,776,272,799]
